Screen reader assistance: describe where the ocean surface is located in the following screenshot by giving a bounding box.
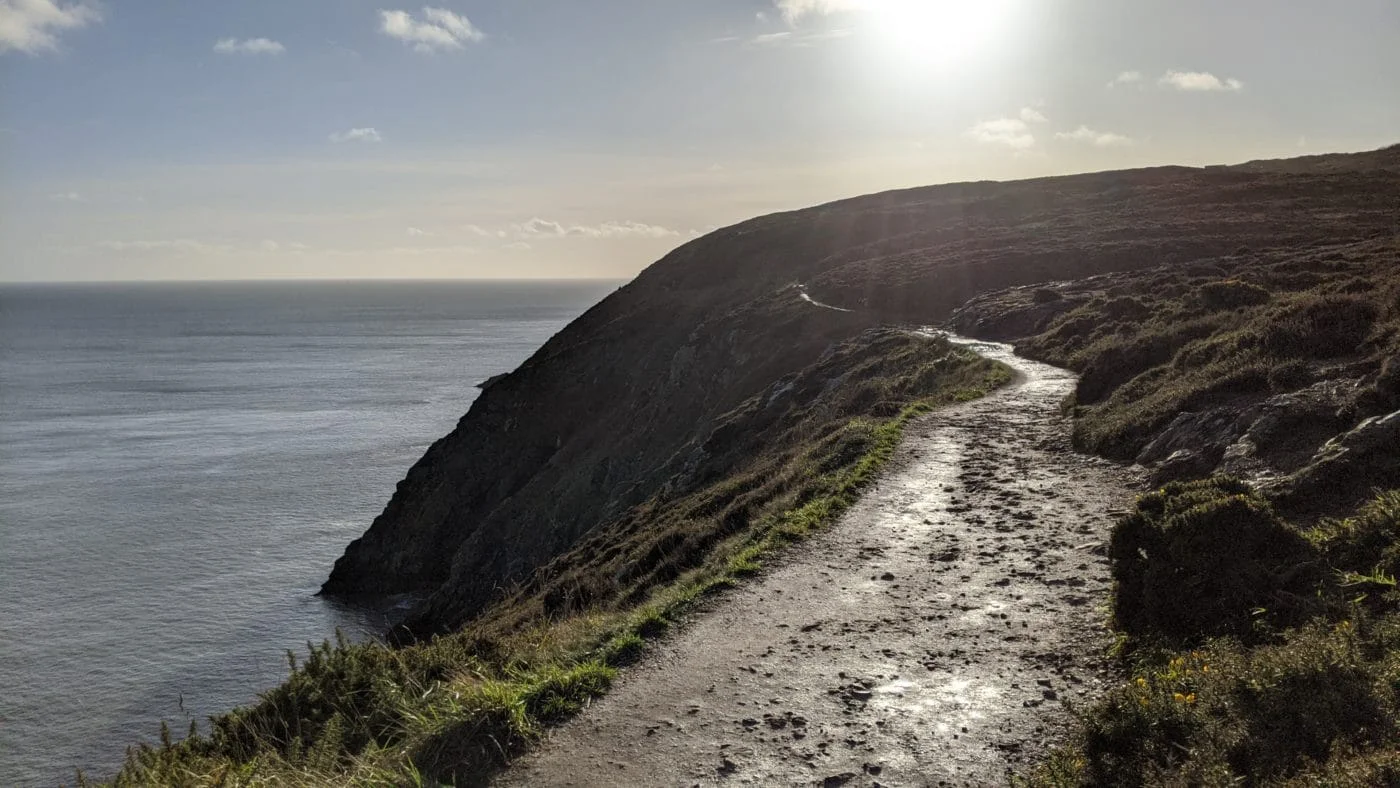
[0,280,619,786]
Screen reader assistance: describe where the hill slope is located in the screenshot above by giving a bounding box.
[324,146,1400,639]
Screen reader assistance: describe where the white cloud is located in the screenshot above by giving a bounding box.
[329,127,382,143]
[0,0,101,54]
[1019,106,1047,124]
[750,27,852,46]
[259,239,281,252]
[569,221,682,239]
[97,239,233,254]
[772,0,860,25]
[1055,126,1134,147]
[406,226,431,237]
[379,7,484,53]
[966,117,1036,150]
[510,217,681,240]
[1159,70,1243,92]
[48,191,83,201]
[515,217,567,237]
[463,223,506,239]
[213,37,285,55]
[1108,70,1142,88]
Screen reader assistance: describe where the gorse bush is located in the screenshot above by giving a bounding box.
[1308,489,1400,614]
[1258,295,1379,359]
[1109,477,1325,646]
[1069,616,1400,787]
[1199,279,1271,310]
[1030,487,1400,788]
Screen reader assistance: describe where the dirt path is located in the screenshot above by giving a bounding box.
[496,336,1140,787]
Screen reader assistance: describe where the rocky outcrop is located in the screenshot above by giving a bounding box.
[323,147,1400,636]
[1269,409,1400,513]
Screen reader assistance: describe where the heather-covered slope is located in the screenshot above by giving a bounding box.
[323,146,1400,637]
[949,234,1399,516]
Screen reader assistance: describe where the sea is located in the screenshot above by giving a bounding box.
[0,279,620,786]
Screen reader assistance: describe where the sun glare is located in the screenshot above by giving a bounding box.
[865,0,1014,64]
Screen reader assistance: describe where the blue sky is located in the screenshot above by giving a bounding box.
[2,0,1396,281]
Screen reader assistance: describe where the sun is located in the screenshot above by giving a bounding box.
[863,0,1014,64]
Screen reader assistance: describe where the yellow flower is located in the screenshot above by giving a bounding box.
[1186,693,1197,704]
[1135,677,1148,688]
[1201,665,1210,673]
[1173,692,1186,703]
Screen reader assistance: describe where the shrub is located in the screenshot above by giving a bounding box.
[1032,287,1063,304]
[1308,490,1400,612]
[1260,295,1379,358]
[1103,296,1152,320]
[1200,279,1271,310]
[1070,617,1399,786]
[1110,477,1324,644]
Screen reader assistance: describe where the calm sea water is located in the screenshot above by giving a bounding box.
[0,280,618,786]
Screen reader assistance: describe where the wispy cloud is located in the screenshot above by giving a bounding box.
[1107,70,1143,88]
[966,117,1037,150]
[1159,70,1243,92]
[213,37,285,55]
[405,226,431,237]
[463,223,506,239]
[48,191,84,202]
[97,239,234,254]
[329,127,382,143]
[0,0,101,55]
[510,218,682,239]
[1055,126,1134,147]
[772,0,860,25]
[1019,106,1048,124]
[749,27,853,46]
[379,7,485,53]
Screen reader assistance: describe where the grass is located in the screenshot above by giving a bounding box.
[99,332,1012,787]
[1022,485,1400,787]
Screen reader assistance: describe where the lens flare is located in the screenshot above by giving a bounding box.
[864,0,1014,64]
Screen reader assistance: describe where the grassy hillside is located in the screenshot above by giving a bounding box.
[104,333,1010,786]
[324,146,1399,643]
[953,235,1399,516]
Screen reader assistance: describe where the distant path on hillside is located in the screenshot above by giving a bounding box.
[495,336,1140,787]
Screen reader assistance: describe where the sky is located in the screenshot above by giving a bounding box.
[1,0,1396,282]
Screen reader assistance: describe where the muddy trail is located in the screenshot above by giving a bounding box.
[496,337,1141,787]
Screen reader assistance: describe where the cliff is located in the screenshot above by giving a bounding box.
[322,146,1400,636]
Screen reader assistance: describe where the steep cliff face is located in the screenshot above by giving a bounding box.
[323,147,1400,634]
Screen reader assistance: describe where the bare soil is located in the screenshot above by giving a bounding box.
[495,338,1141,787]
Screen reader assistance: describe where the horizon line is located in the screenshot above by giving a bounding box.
[0,276,632,286]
